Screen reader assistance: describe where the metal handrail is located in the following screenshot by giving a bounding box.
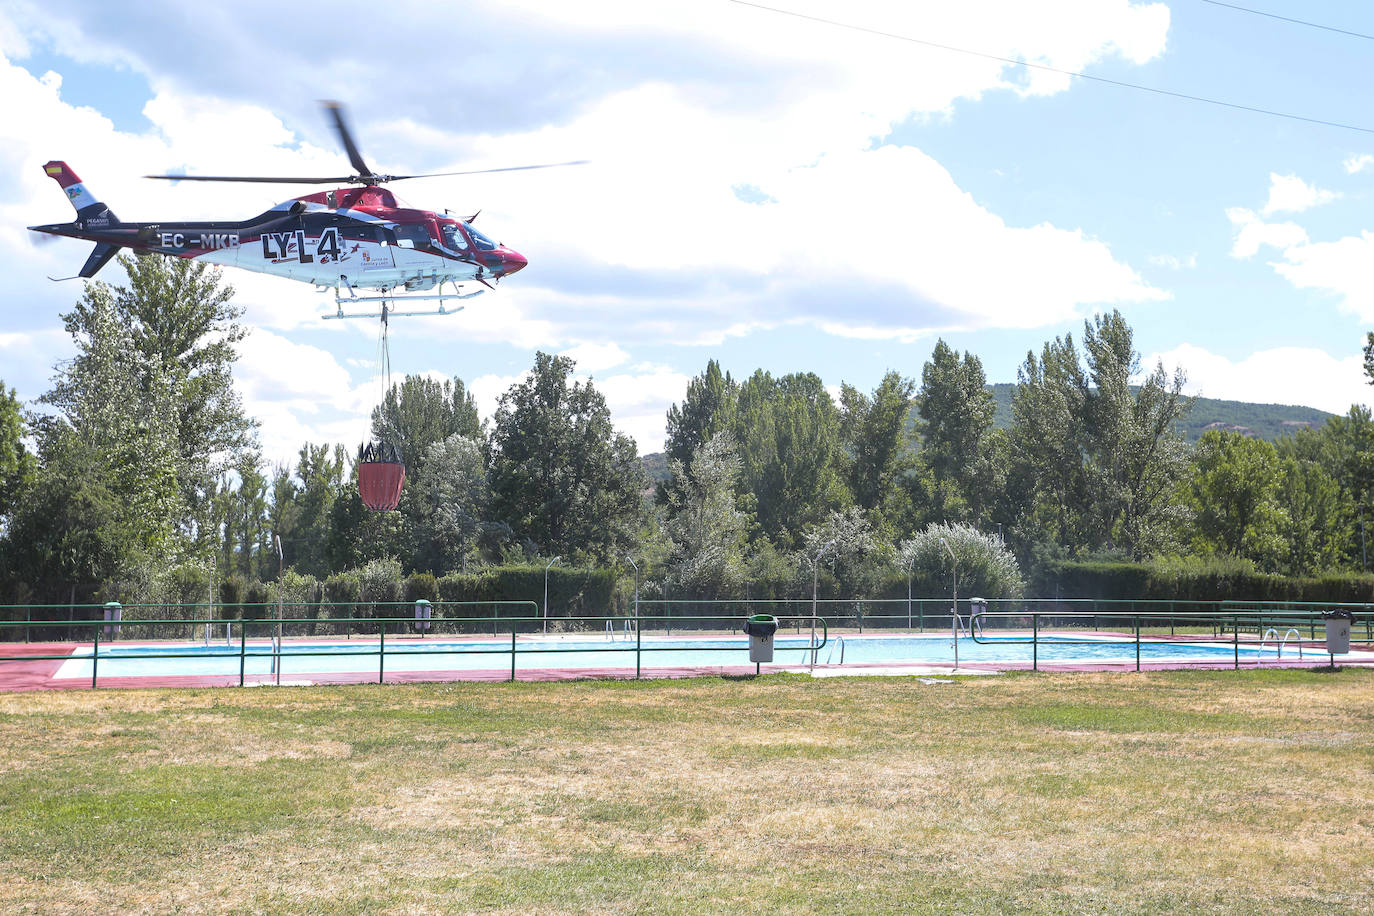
[967,609,1352,673]
[1259,628,1279,667]
[1280,628,1304,661]
[825,635,846,666]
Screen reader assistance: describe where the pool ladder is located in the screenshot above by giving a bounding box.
[1258,627,1303,666]
[605,618,638,641]
[825,636,845,666]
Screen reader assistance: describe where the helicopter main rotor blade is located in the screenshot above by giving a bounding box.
[321,100,376,183]
[384,160,591,181]
[145,174,361,184]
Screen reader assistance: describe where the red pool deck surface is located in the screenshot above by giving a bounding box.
[2,633,1370,692]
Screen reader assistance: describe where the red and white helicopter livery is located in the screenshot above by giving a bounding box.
[28,102,581,317]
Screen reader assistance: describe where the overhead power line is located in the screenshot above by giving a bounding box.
[727,0,1374,135]
[1197,0,1374,43]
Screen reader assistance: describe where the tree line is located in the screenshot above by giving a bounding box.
[2,256,1373,610]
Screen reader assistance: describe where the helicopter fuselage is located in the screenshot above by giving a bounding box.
[29,165,527,294]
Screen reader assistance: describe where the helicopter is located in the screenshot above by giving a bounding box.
[27,102,582,318]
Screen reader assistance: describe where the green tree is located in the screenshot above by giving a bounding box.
[34,289,186,564]
[488,352,645,563]
[916,341,998,526]
[664,431,751,596]
[895,522,1023,601]
[286,443,348,576]
[800,506,888,598]
[1008,332,1089,551]
[1007,311,1191,558]
[370,374,482,475]
[1277,455,1353,575]
[0,382,35,527]
[82,254,257,516]
[411,433,494,574]
[731,370,847,546]
[1186,431,1288,570]
[665,359,737,471]
[839,370,915,514]
[1080,311,1192,556]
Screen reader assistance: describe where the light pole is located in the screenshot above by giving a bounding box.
[274,535,283,681]
[543,556,560,635]
[907,552,921,633]
[626,555,640,627]
[811,540,835,667]
[940,537,958,669]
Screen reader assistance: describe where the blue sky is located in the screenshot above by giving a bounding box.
[2,0,1372,464]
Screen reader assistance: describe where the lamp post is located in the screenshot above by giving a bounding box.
[274,535,283,682]
[906,550,918,632]
[626,555,640,627]
[811,540,835,667]
[543,556,560,635]
[940,537,958,669]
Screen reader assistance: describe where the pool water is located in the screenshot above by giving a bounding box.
[52,633,1326,680]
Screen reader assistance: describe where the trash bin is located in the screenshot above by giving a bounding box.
[414,599,432,633]
[103,602,122,638]
[743,614,779,663]
[1323,609,1353,656]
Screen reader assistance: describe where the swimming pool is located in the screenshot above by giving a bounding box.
[49,632,1337,682]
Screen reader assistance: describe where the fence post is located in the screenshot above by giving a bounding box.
[510,626,517,682]
[378,626,385,685]
[1033,613,1038,672]
[91,622,99,689]
[1135,616,1140,672]
[1233,616,1239,670]
[636,617,642,680]
[239,620,247,687]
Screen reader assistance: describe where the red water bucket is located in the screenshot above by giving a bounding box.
[358,461,405,511]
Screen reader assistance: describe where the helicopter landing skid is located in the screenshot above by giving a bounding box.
[321,278,483,319]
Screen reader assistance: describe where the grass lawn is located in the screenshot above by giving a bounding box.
[1,669,1371,914]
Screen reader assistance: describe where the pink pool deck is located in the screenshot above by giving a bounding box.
[1,631,1370,692]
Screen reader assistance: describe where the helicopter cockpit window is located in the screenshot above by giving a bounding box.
[465,223,498,251]
[440,223,469,252]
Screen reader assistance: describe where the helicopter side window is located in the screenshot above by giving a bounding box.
[350,226,379,243]
[441,223,469,252]
[465,223,498,251]
[394,225,432,250]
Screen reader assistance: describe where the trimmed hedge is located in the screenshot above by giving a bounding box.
[1030,558,1374,604]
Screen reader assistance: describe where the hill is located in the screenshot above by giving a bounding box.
[988,383,1334,442]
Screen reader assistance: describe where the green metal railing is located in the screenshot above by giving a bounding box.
[968,609,1365,672]
[0,611,828,689]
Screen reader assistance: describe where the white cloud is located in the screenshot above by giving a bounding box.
[1344,153,1374,175]
[1226,207,1309,259]
[1147,253,1197,270]
[1227,180,1374,321]
[1261,173,1339,215]
[0,328,67,401]
[559,341,629,373]
[1272,231,1374,321]
[233,329,375,465]
[1148,343,1369,416]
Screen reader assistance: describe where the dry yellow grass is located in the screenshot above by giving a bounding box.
[0,669,1370,914]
